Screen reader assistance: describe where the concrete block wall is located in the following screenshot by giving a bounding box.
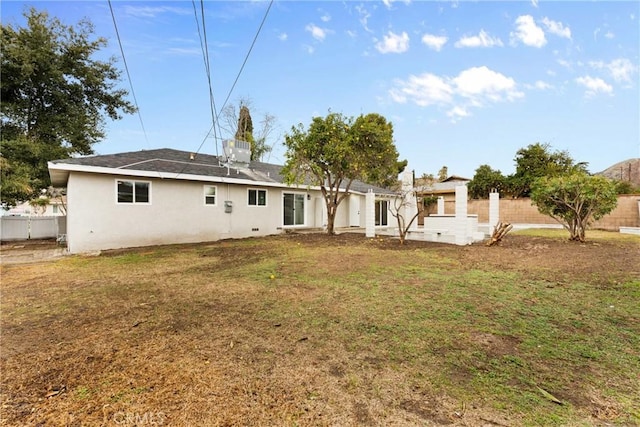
[467,194,640,230]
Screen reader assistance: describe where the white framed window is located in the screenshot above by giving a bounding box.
[204,185,217,206]
[248,188,267,206]
[117,180,151,204]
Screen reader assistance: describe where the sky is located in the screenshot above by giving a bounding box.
[2,0,639,179]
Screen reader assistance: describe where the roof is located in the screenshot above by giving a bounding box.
[48,148,395,195]
[441,175,471,183]
[415,175,470,194]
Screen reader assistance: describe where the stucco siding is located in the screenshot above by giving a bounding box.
[65,172,364,253]
[66,173,281,253]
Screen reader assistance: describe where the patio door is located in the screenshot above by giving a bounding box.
[283,193,305,226]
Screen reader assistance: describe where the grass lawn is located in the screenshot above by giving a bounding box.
[1,230,638,426]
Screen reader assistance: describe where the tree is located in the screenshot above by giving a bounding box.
[437,166,448,181]
[389,172,423,245]
[282,112,403,235]
[508,143,587,198]
[467,164,507,199]
[530,173,618,242]
[1,8,135,206]
[221,99,275,162]
[234,104,254,144]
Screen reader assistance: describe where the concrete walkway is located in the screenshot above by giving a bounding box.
[0,241,68,265]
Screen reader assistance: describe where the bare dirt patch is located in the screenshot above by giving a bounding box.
[1,231,638,426]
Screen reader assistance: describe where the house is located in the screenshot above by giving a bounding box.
[415,175,470,224]
[48,148,396,254]
[1,196,66,217]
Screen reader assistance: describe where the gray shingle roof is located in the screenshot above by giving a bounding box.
[50,148,395,195]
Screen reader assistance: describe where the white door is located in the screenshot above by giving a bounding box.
[349,194,360,227]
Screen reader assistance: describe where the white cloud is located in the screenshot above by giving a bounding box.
[346,30,357,38]
[167,47,200,56]
[389,66,523,121]
[122,5,190,18]
[590,58,638,83]
[278,33,288,41]
[541,17,571,39]
[454,30,503,48]
[575,76,613,96]
[510,15,546,48]
[390,73,453,106]
[531,0,539,7]
[305,23,328,42]
[453,66,523,102]
[557,59,571,69]
[320,13,331,23]
[376,31,410,54]
[525,80,553,90]
[447,106,470,122]
[355,4,372,33]
[535,80,553,90]
[604,31,615,39]
[383,0,411,8]
[421,34,448,51]
[608,58,637,82]
[303,44,315,54]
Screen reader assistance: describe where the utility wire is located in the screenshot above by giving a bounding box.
[192,0,221,158]
[107,0,150,150]
[183,0,273,177]
[198,0,274,154]
[219,0,273,113]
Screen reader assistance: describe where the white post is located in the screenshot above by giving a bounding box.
[489,191,500,235]
[401,169,418,231]
[365,190,375,238]
[454,185,468,245]
[437,196,445,215]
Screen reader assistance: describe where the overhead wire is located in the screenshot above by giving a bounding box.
[107,0,151,151]
[191,0,221,158]
[197,0,274,158]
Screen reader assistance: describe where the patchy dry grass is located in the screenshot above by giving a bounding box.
[1,231,639,426]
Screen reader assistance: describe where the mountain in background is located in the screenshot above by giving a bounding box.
[597,158,640,188]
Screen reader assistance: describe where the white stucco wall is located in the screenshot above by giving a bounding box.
[65,172,365,253]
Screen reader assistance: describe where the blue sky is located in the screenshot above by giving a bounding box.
[2,1,639,178]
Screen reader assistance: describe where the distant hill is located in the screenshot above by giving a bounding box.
[597,158,640,187]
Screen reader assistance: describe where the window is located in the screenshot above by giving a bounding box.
[117,180,150,204]
[248,189,267,206]
[52,205,59,214]
[204,185,217,205]
[375,200,388,226]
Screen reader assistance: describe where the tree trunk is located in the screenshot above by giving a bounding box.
[326,203,336,235]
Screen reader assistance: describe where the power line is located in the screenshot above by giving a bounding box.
[192,0,221,158]
[218,0,274,114]
[185,0,273,174]
[107,0,150,149]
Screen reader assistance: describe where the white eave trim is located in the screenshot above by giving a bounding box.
[47,162,374,195]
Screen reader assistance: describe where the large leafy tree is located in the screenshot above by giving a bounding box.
[531,173,618,242]
[467,164,508,199]
[508,143,587,198]
[1,8,135,206]
[282,112,403,234]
